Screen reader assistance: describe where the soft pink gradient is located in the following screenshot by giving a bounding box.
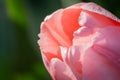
[38,2,120,80]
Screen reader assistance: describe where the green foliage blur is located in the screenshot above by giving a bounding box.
[0,0,120,80]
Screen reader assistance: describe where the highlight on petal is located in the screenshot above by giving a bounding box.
[66,46,82,74]
[80,2,120,22]
[79,3,120,27]
[74,26,93,37]
[60,46,82,80]
[79,11,101,28]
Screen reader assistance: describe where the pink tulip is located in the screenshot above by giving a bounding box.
[38,2,120,80]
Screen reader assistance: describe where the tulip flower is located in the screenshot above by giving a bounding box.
[38,2,120,80]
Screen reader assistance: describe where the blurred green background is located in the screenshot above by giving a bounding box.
[0,0,120,80]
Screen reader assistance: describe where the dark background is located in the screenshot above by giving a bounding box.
[0,0,120,80]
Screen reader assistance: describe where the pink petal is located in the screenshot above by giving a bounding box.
[79,3,120,27]
[42,47,82,80]
[38,10,63,61]
[50,58,79,80]
[92,26,120,54]
[60,46,82,74]
[80,26,120,80]
[92,27,120,67]
[79,11,101,28]
[82,47,120,80]
[61,6,81,41]
[39,4,82,60]
[93,45,120,68]
[81,2,120,23]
